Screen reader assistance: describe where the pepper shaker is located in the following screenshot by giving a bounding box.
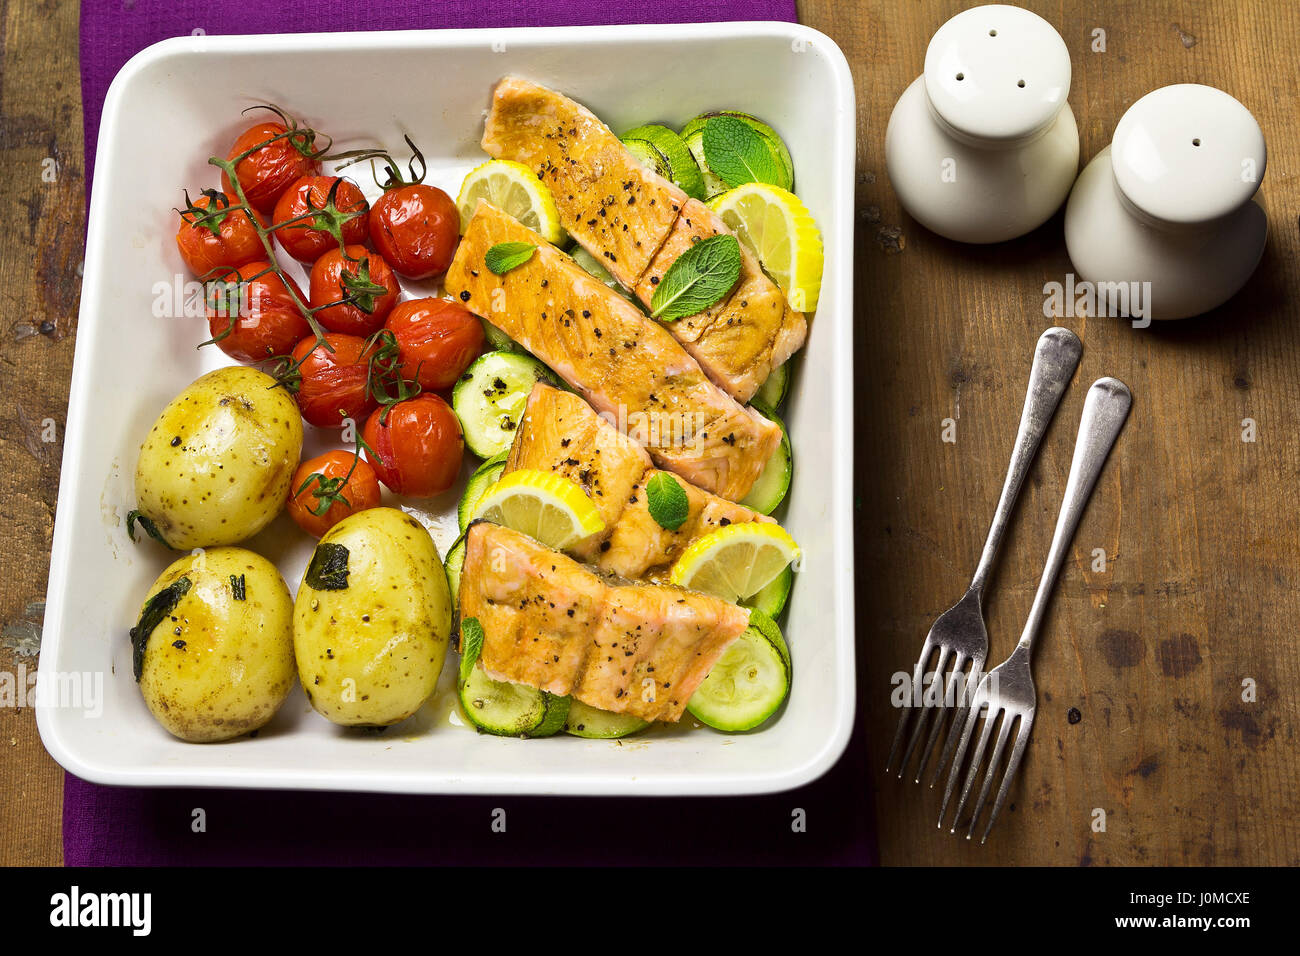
[885,3,1080,244]
[1064,84,1268,321]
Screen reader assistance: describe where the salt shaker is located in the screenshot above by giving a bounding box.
[885,4,1080,244]
[1064,84,1268,321]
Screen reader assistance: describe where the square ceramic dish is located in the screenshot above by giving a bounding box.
[38,22,856,794]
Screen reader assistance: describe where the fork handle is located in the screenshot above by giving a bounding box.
[969,327,1082,595]
[1018,377,1132,654]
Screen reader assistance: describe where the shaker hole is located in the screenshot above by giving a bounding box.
[956,72,965,81]
[1192,138,1201,146]
[989,29,998,36]
[1017,79,1026,88]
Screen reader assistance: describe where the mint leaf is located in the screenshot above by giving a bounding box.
[702,116,785,189]
[305,542,350,591]
[460,617,485,683]
[129,576,192,681]
[125,509,173,549]
[646,472,689,531]
[650,234,741,321]
[485,241,536,275]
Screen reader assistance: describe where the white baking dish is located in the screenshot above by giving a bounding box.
[38,21,856,794]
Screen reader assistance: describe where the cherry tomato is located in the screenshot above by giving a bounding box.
[363,395,463,498]
[384,297,484,391]
[175,191,268,278]
[291,332,381,429]
[271,175,370,264]
[309,245,401,336]
[205,262,311,364]
[221,120,320,214]
[287,450,381,537]
[368,183,460,280]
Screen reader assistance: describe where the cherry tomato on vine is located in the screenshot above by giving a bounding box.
[369,183,460,280]
[309,245,401,336]
[363,395,463,498]
[287,450,381,537]
[384,297,484,391]
[221,118,321,214]
[272,175,370,264]
[175,191,268,278]
[205,261,311,364]
[289,332,383,429]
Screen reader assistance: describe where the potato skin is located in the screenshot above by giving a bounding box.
[134,366,303,550]
[294,507,451,726]
[135,547,295,742]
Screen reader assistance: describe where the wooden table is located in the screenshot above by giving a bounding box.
[2,0,1297,866]
[808,0,1300,865]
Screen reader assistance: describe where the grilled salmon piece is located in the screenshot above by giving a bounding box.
[482,75,807,403]
[482,75,686,291]
[508,383,773,578]
[460,522,749,722]
[633,199,807,403]
[505,382,651,563]
[445,201,781,501]
[603,471,772,583]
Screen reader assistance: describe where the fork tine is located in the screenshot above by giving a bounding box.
[937,689,984,827]
[979,712,1035,844]
[928,657,982,787]
[948,702,999,832]
[895,644,951,778]
[885,702,910,773]
[965,712,1016,840]
[885,645,931,772]
[914,651,965,782]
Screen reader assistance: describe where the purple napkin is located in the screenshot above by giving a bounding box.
[71,0,877,866]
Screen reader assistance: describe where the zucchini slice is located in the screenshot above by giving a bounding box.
[620,125,707,201]
[687,612,790,732]
[680,125,728,199]
[444,533,466,607]
[564,699,650,739]
[742,563,793,620]
[740,400,792,514]
[571,246,635,301]
[681,111,795,192]
[754,362,790,409]
[458,665,570,738]
[452,351,559,459]
[480,318,520,353]
[458,452,509,532]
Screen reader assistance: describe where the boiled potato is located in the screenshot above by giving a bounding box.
[132,547,295,742]
[133,366,302,550]
[294,507,451,726]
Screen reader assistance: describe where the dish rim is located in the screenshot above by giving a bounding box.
[38,19,858,796]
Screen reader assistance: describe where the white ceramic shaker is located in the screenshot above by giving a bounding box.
[885,3,1080,243]
[1064,84,1268,321]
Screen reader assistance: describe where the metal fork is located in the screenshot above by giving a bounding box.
[940,376,1132,842]
[886,327,1082,782]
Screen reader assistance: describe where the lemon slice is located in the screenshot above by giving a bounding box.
[472,469,604,550]
[456,159,566,244]
[669,522,801,603]
[709,183,824,313]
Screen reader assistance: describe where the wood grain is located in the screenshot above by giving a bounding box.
[0,0,82,865]
[2,0,1298,866]
[798,0,1300,864]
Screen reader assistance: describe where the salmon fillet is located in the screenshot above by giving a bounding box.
[504,382,652,563]
[508,383,773,579]
[482,75,686,290]
[444,201,781,501]
[481,76,808,403]
[460,522,749,722]
[632,199,808,403]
